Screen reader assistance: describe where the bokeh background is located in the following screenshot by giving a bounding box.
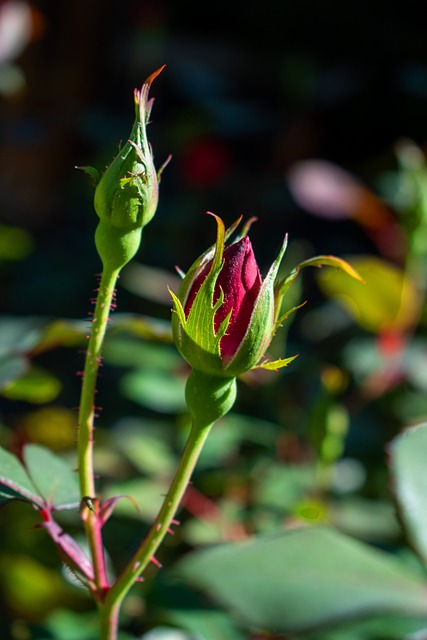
[2,1,427,638]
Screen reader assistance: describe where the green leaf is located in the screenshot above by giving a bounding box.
[165,608,246,640]
[103,477,169,521]
[0,446,42,505]
[0,354,28,390]
[33,318,87,354]
[42,609,102,640]
[1,365,62,403]
[174,526,427,634]
[305,614,427,639]
[104,338,181,370]
[0,316,45,356]
[121,368,186,413]
[317,256,421,333]
[389,423,427,568]
[0,223,33,260]
[112,418,177,476]
[0,554,74,620]
[23,445,80,510]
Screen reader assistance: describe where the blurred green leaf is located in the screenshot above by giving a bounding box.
[104,338,179,369]
[330,497,401,542]
[252,461,316,512]
[0,316,46,356]
[182,497,246,546]
[140,627,198,640]
[174,526,427,634]
[390,423,427,569]
[110,313,173,342]
[194,413,280,469]
[121,368,186,413]
[317,256,421,333]
[165,608,246,640]
[103,338,187,412]
[41,609,101,640]
[23,444,80,510]
[0,354,28,390]
[112,418,177,476]
[122,262,181,305]
[41,609,134,640]
[1,364,62,403]
[305,614,427,639]
[0,554,72,620]
[0,224,33,260]
[103,477,169,521]
[0,445,42,505]
[33,318,88,353]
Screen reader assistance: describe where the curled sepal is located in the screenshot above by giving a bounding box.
[185,370,237,429]
[277,254,364,303]
[253,355,299,371]
[76,165,101,186]
[174,213,243,308]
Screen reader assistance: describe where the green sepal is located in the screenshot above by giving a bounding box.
[176,213,243,307]
[274,302,307,333]
[76,165,101,186]
[278,255,363,299]
[171,215,229,376]
[253,355,298,371]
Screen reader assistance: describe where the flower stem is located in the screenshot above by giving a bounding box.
[101,419,214,616]
[78,266,119,593]
[98,600,120,640]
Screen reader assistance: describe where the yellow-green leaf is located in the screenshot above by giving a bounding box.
[317,256,421,333]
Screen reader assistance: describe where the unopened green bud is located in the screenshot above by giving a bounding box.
[94,66,165,231]
[92,66,169,271]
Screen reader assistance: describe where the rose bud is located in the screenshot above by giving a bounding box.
[94,65,166,231]
[170,214,295,379]
[86,66,169,272]
[184,235,262,360]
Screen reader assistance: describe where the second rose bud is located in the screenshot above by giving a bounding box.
[170,214,291,378]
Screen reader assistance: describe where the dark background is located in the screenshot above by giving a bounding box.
[2,0,427,320]
[2,1,427,637]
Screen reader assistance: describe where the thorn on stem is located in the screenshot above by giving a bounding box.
[150,556,162,568]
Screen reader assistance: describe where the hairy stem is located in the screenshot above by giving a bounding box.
[78,266,120,593]
[101,420,214,617]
